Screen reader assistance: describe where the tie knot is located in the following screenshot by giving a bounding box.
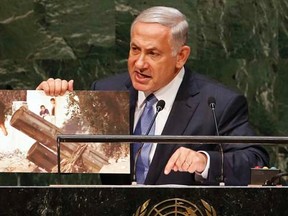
[145,94,158,108]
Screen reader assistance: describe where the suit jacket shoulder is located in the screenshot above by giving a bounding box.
[188,71,243,100]
[91,72,131,91]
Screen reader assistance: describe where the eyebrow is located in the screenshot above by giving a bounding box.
[130,42,160,52]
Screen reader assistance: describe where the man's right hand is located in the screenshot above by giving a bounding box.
[36,78,74,96]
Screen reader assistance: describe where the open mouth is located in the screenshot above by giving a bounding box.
[135,71,151,79]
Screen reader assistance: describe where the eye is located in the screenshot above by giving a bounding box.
[149,51,160,58]
[130,46,140,54]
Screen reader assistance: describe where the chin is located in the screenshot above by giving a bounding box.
[132,82,150,92]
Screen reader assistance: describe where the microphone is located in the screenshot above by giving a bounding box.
[132,99,166,185]
[208,97,225,186]
[145,100,165,135]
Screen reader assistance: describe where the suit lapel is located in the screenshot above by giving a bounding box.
[124,77,137,134]
[124,79,138,181]
[145,69,201,184]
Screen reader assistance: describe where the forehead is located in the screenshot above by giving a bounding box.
[130,22,172,48]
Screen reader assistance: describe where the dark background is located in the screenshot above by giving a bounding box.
[0,0,287,185]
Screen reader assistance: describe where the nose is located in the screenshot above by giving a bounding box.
[135,54,148,70]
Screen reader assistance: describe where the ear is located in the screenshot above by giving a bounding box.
[176,45,191,69]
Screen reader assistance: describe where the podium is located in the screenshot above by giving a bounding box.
[0,185,287,215]
[1,135,288,215]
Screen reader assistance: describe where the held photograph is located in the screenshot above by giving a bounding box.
[0,90,130,174]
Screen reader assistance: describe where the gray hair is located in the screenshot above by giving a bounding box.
[131,6,189,55]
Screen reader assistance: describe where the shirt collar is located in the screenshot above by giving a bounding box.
[137,67,185,109]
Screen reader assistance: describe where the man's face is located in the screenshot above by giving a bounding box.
[128,22,183,93]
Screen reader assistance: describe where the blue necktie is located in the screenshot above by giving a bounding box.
[133,94,158,184]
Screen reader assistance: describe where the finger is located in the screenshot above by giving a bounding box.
[54,79,72,96]
[176,148,190,171]
[164,150,180,175]
[187,158,197,173]
[188,152,207,174]
[181,160,192,172]
[165,147,192,174]
[51,78,66,96]
[37,81,54,96]
[187,165,196,173]
[51,78,63,96]
[56,79,74,95]
[36,81,45,91]
[46,78,57,96]
[68,80,74,92]
[36,81,50,95]
[172,164,179,172]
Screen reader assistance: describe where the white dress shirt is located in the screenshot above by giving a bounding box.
[133,67,210,178]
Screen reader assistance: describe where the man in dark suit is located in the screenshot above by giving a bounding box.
[37,6,269,186]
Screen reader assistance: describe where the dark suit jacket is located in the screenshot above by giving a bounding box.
[92,68,269,186]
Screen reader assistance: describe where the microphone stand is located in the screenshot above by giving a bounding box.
[209,98,225,186]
